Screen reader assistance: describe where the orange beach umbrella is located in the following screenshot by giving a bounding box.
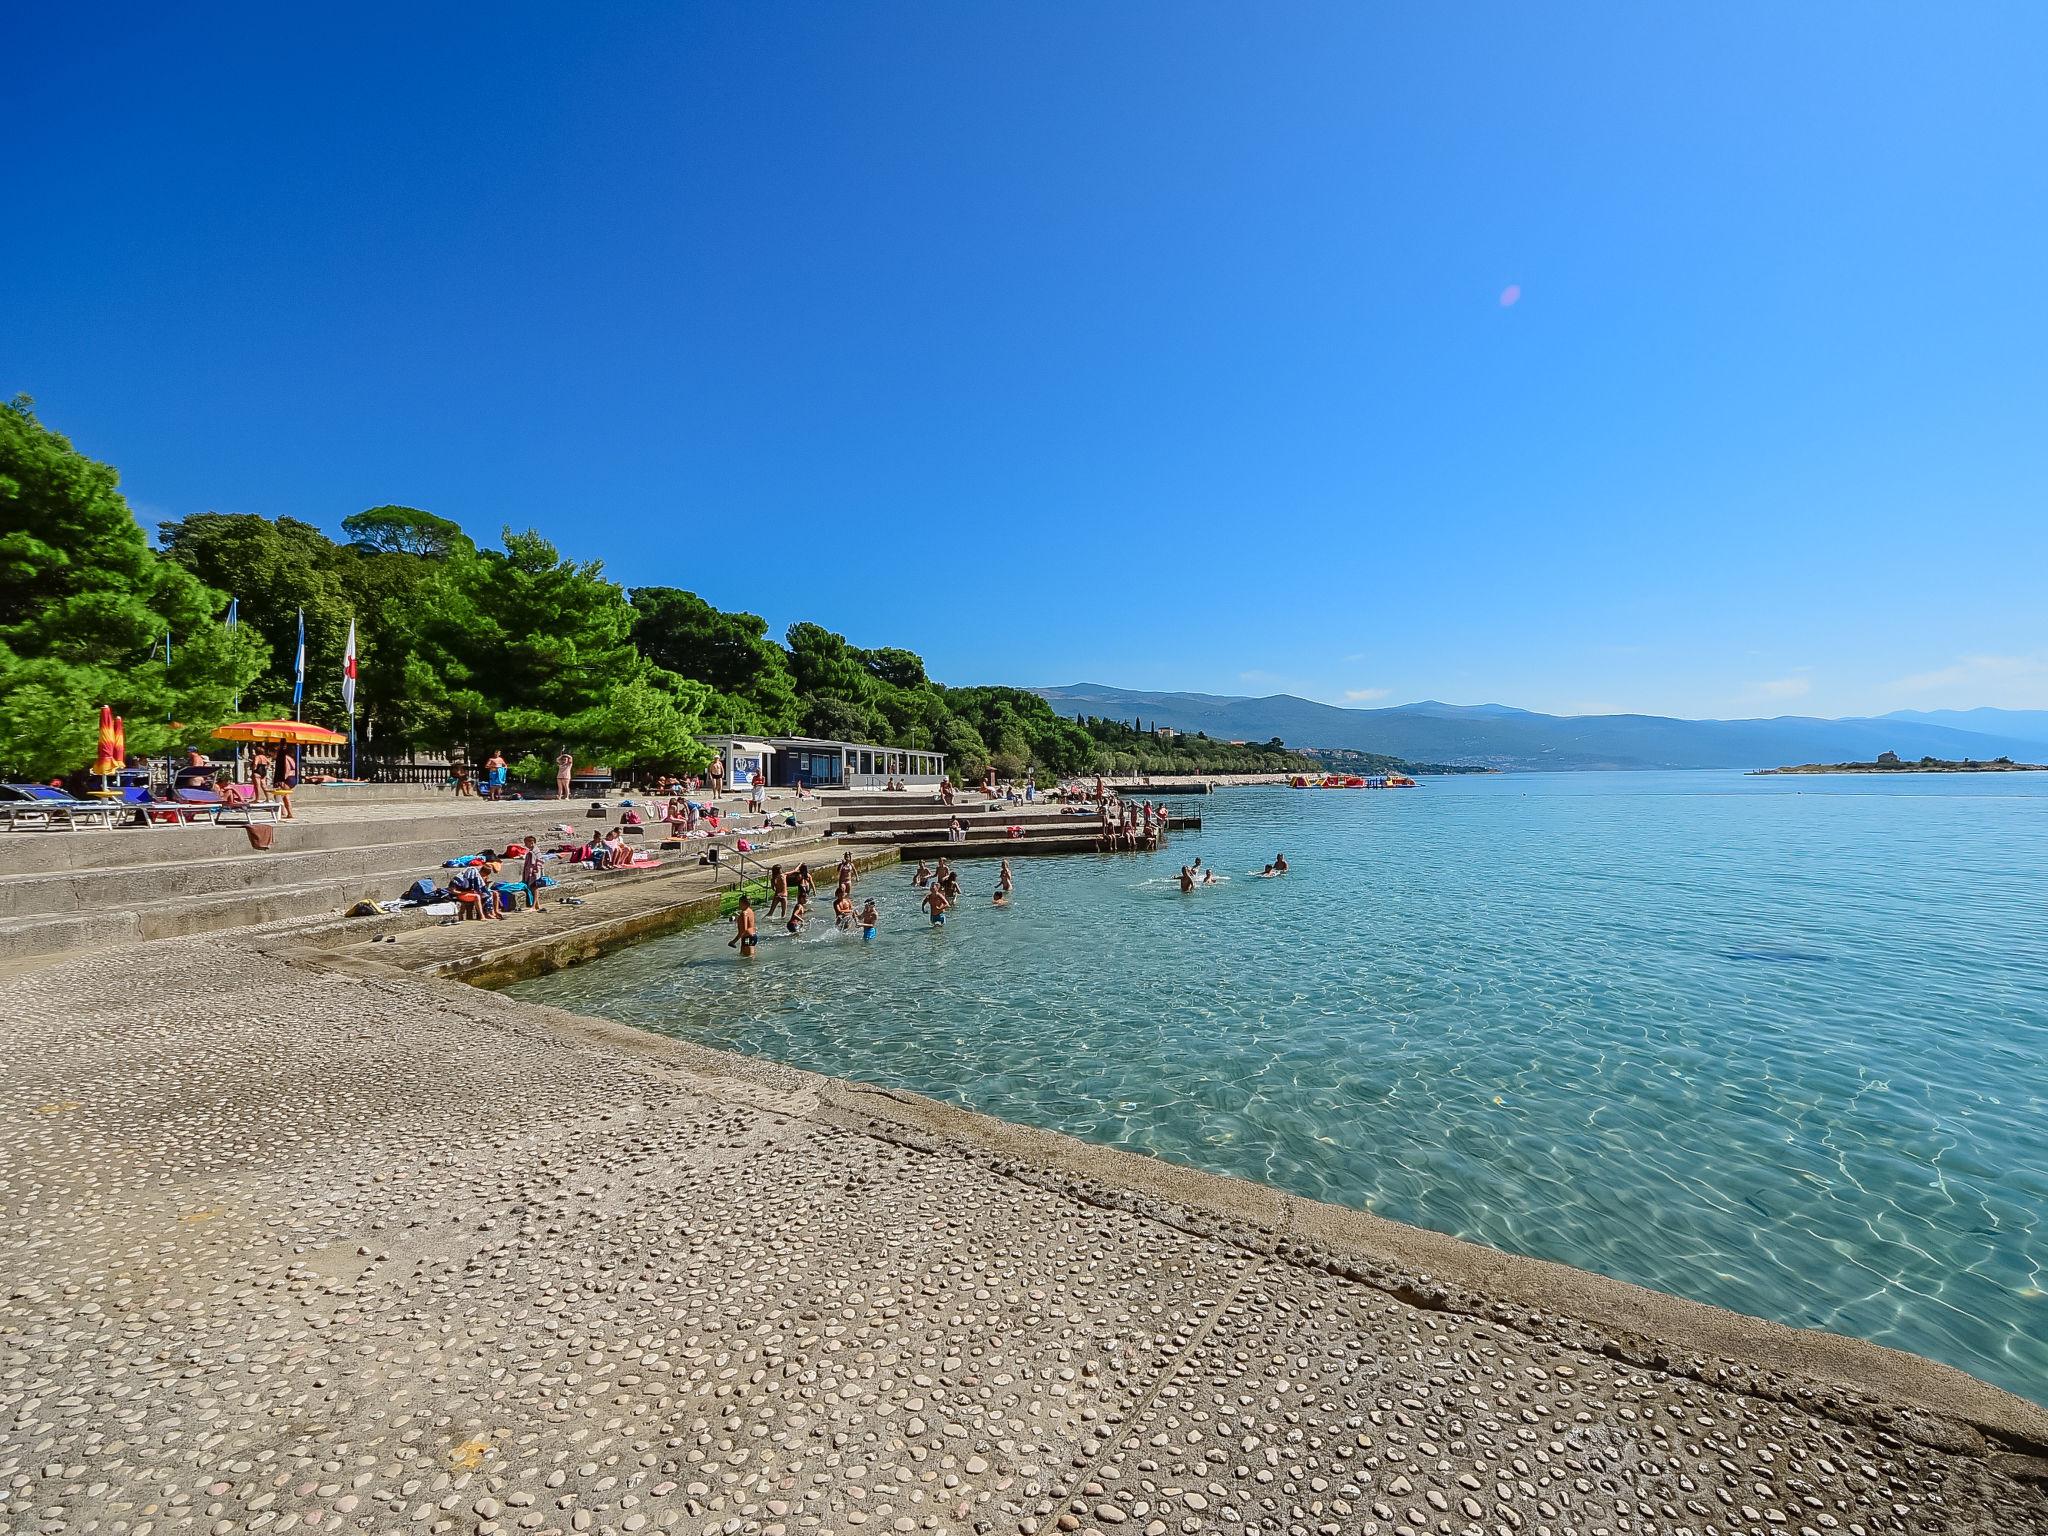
[212,718,348,746]
[90,706,122,775]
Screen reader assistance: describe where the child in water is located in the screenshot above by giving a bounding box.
[786,896,809,935]
[859,898,879,940]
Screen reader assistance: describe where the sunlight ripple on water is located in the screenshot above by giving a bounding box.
[507,771,2048,1405]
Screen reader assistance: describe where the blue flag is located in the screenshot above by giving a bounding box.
[292,608,306,718]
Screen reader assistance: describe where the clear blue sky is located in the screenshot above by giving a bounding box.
[7,4,2045,719]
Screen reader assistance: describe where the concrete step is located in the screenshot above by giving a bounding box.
[0,805,581,876]
[0,828,849,964]
[846,812,1196,845]
[842,821,1104,846]
[0,833,497,919]
[824,809,1091,835]
[893,834,1115,859]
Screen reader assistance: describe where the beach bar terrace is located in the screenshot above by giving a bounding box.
[766,735,946,790]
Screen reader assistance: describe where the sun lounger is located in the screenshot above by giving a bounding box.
[0,785,125,832]
[177,785,284,825]
[144,801,223,828]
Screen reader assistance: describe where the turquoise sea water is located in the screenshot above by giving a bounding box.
[507,772,2048,1404]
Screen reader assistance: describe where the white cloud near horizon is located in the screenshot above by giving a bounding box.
[1752,677,1812,700]
[1888,653,2048,706]
[1342,687,1391,703]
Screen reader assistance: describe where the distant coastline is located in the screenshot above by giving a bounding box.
[1754,750,2047,776]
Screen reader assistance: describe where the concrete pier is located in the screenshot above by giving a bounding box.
[2,803,2045,1535]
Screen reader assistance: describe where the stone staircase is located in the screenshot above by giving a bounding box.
[0,799,839,964]
[818,792,1198,859]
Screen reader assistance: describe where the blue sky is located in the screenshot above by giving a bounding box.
[6,4,2045,718]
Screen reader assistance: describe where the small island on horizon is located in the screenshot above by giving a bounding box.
[1754,749,2048,775]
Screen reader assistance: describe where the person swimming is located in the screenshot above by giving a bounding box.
[1178,865,1195,893]
[1274,853,1289,873]
[1202,868,1218,885]
[1259,863,1279,878]
[912,859,932,888]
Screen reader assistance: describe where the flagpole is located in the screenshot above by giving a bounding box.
[343,615,359,781]
[225,598,240,714]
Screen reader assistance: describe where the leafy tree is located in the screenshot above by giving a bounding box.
[341,504,473,558]
[630,587,799,733]
[408,529,710,772]
[936,714,989,777]
[787,621,892,740]
[858,646,928,691]
[803,692,889,745]
[0,397,264,778]
[158,511,355,722]
[786,621,874,701]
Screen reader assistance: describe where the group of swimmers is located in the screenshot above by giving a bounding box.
[731,853,1016,956]
[1176,851,1288,891]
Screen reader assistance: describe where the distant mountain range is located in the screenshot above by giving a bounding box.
[1033,685,2048,771]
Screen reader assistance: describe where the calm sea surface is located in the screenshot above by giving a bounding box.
[507,771,2048,1404]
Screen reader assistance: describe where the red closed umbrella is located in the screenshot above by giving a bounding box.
[90,706,121,776]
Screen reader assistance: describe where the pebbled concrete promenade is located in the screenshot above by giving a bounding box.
[3,921,2046,1536]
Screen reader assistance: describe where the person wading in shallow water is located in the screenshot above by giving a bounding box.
[921,881,950,926]
[730,893,757,957]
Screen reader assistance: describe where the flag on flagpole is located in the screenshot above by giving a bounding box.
[343,618,358,716]
[292,608,306,720]
[343,617,359,779]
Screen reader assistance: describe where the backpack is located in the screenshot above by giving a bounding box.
[402,877,443,905]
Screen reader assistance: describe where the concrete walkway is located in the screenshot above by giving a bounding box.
[3,918,2045,1536]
